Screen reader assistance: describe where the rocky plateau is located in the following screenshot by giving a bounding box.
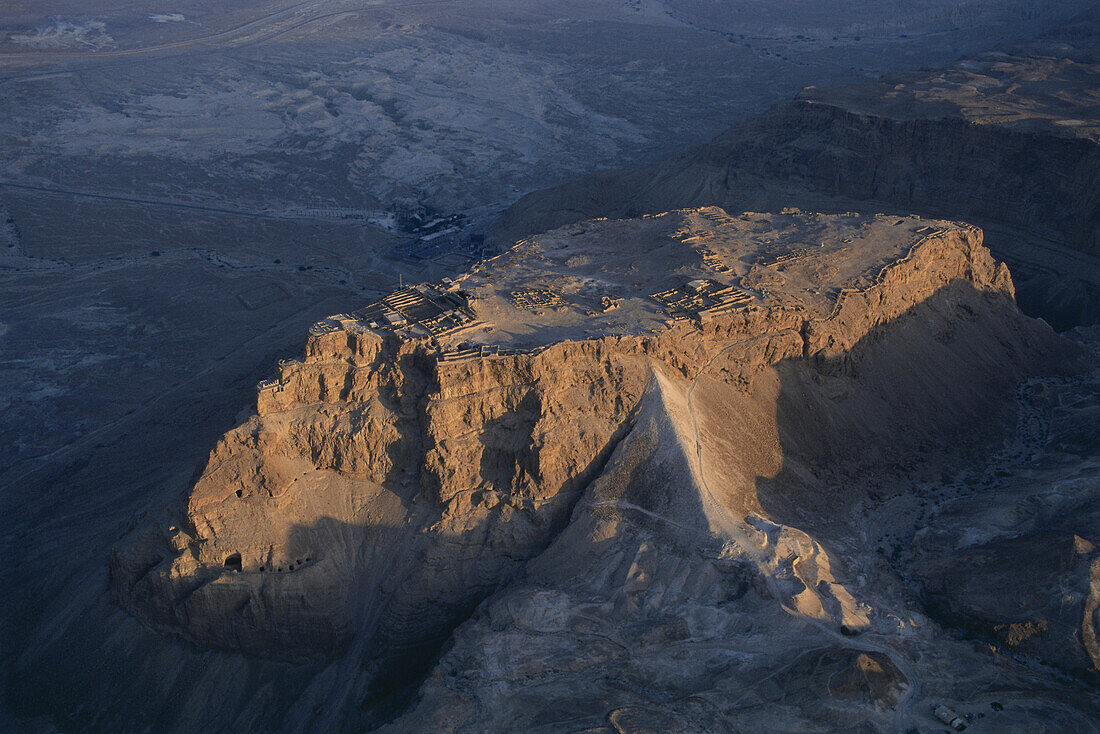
[108,209,1100,732]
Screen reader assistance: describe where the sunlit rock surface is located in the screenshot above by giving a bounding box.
[107,209,1098,731]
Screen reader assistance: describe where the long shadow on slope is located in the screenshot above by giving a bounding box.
[381,278,1091,731]
[744,278,1097,680]
[8,279,1086,733]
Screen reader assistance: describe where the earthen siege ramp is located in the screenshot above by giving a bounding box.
[112,207,1040,670]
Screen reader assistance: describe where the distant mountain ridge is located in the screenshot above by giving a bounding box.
[492,12,1100,330]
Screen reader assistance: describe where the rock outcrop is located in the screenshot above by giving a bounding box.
[110,209,1092,731]
[382,315,1099,734]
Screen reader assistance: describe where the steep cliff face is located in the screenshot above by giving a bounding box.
[492,41,1100,330]
[383,299,1098,734]
[110,212,1081,730]
[113,331,652,665]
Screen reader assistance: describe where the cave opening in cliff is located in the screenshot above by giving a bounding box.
[224,553,242,571]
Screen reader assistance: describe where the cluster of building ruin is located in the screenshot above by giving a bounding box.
[510,288,564,310]
[256,378,282,394]
[650,278,755,320]
[697,244,732,273]
[763,247,812,267]
[697,208,739,228]
[258,282,486,394]
[352,283,480,338]
[437,342,548,363]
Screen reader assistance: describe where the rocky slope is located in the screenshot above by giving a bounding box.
[492,14,1100,331]
[106,209,1097,732]
[384,324,1100,734]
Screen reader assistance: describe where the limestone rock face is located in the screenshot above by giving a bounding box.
[381,247,1095,734]
[112,213,1069,683]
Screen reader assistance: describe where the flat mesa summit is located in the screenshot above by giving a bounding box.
[112,207,1090,732]
[296,207,983,357]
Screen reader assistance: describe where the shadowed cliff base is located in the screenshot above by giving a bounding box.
[66,262,1089,731]
[5,207,1094,732]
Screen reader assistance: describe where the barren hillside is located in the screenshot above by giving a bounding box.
[85,210,1099,731]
